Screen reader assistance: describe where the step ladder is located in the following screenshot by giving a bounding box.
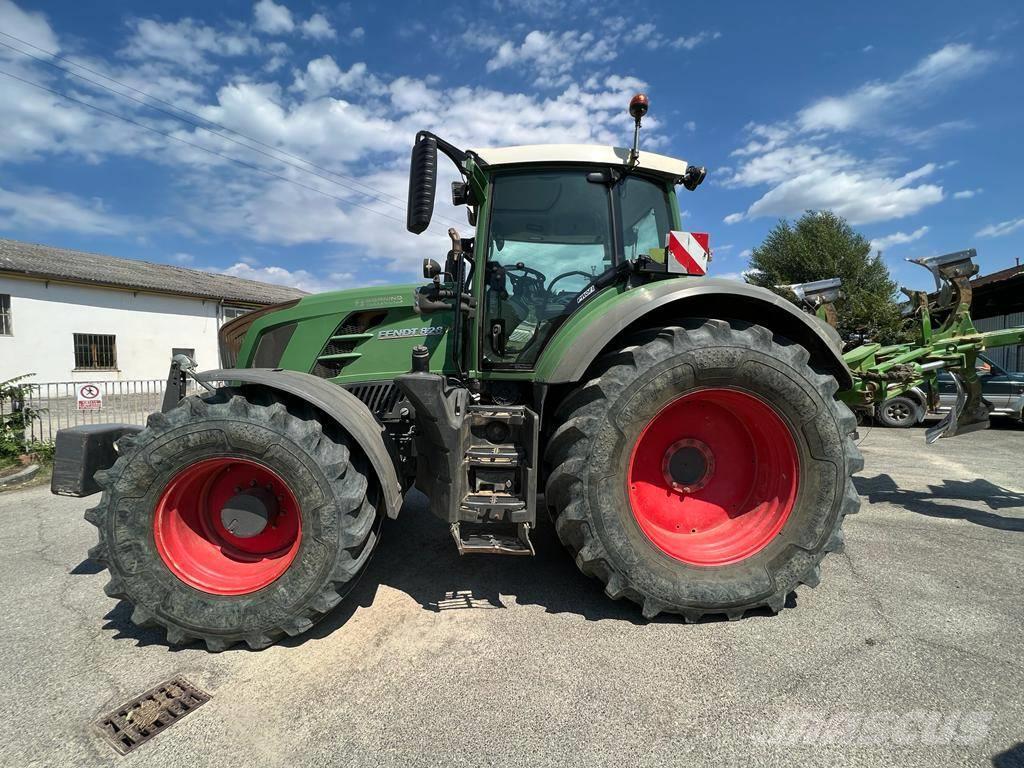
[452,405,538,555]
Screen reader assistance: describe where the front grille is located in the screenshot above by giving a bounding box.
[312,311,387,378]
[345,382,401,416]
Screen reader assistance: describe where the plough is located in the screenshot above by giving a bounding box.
[789,249,1024,442]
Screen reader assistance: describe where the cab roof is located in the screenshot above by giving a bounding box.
[469,144,689,181]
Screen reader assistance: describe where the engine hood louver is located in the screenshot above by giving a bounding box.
[311,311,387,379]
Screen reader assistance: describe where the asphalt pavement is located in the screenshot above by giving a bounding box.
[1,423,1022,768]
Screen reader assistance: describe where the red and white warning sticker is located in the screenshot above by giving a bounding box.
[76,383,103,411]
[666,230,710,276]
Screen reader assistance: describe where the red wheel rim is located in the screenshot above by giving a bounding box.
[626,389,799,566]
[153,458,302,595]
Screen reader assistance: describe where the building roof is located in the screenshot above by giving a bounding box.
[470,144,690,179]
[0,238,307,305]
[971,262,1024,288]
[970,262,1024,319]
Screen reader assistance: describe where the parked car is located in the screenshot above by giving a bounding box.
[876,354,1024,427]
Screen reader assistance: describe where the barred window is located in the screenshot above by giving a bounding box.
[73,333,117,370]
[0,294,11,336]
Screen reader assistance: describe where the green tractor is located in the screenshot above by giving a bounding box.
[53,96,862,650]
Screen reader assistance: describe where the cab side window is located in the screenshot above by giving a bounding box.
[620,176,673,261]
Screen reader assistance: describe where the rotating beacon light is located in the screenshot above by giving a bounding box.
[628,93,649,165]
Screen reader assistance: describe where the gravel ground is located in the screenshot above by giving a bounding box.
[0,424,1021,768]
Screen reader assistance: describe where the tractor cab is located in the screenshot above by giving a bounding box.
[406,94,707,373]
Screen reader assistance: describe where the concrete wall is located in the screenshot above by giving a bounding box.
[0,275,223,382]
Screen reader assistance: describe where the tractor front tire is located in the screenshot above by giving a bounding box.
[545,320,862,621]
[86,389,382,651]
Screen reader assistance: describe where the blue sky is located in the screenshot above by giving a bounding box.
[0,0,1021,292]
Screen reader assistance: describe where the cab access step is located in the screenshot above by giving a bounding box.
[395,347,538,556]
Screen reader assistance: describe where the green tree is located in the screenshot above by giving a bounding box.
[746,210,905,344]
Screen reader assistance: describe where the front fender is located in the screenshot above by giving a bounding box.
[197,368,403,518]
[536,278,853,390]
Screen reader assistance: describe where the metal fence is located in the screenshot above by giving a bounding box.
[976,313,1024,372]
[1,379,193,444]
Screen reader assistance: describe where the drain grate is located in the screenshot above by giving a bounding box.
[95,676,210,755]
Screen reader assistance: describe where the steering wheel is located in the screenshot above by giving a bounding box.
[546,270,593,294]
[503,262,547,283]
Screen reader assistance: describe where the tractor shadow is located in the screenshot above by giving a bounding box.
[854,474,1024,532]
[303,492,645,640]
[301,490,788,643]
[992,742,1024,767]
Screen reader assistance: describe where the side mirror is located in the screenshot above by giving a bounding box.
[407,134,437,234]
[681,165,706,191]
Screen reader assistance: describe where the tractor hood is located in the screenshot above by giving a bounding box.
[222,284,454,383]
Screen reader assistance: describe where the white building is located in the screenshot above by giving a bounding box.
[0,238,306,383]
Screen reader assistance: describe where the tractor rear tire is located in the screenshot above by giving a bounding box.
[545,320,862,621]
[86,389,382,651]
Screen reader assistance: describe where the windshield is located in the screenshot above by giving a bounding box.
[482,169,673,368]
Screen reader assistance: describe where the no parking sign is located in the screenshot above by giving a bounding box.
[76,383,103,411]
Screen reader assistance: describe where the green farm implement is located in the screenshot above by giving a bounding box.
[791,250,1024,442]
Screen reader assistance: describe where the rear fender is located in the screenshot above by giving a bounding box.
[197,368,403,518]
[536,278,853,390]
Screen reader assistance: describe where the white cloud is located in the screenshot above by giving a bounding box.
[121,17,259,72]
[485,30,617,86]
[290,57,380,98]
[737,163,943,225]
[480,25,718,87]
[616,20,720,52]
[870,225,929,252]
[0,185,134,235]
[349,27,365,42]
[739,249,752,259]
[953,188,982,199]
[300,13,335,40]
[976,218,1024,239]
[672,30,721,50]
[0,4,671,286]
[253,0,294,34]
[797,43,995,134]
[170,252,194,264]
[722,44,993,226]
[166,70,659,278]
[0,0,59,53]
[211,261,351,294]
